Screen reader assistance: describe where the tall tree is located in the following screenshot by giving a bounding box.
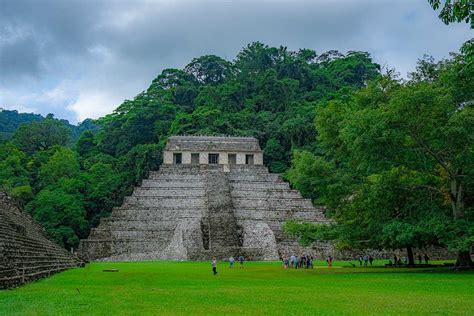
[286,51,473,267]
[13,117,70,154]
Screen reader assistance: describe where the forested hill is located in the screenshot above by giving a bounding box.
[96,44,380,172]
[0,109,97,142]
[0,42,382,249]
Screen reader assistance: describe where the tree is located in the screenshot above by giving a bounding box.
[286,51,474,267]
[428,0,473,27]
[12,117,70,154]
[26,184,87,249]
[0,142,30,190]
[185,55,233,85]
[83,162,123,226]
[263,138,288,172]
[76,130,97,157]
[38,147,80,189]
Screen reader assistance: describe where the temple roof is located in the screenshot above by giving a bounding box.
[165,136,262,152]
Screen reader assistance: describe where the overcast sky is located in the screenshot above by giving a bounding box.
[0,0,472,123]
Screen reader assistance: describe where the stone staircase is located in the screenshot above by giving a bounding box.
[0,193,81,289]
[79,164,331,261]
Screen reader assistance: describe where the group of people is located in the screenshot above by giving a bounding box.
[388,254,430,266]
[211,255,245,275]
[358,255,374,266]
[211,252,434,274]
[283,255,315,269]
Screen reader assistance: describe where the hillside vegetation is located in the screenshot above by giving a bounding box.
[0,110,97,143]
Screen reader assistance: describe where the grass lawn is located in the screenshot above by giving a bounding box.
[0,260,473,315]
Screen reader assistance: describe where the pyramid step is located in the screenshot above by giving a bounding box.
[232,197,314,209]
[228,175,281,182]
[230,182,289,190]
[231,190,301,199]
[141,179,205,188]
[123,196,206,208]
[132,188,205,197]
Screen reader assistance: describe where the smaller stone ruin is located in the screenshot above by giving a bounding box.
[0,192,81,289]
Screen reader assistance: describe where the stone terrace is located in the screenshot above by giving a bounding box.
[0,193,80,289]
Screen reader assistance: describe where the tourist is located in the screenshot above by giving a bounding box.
[212,257,217,276]
[369,255,374,266]
[301,255,306,268]
[239,255,245,268]
[418,254,422,264]
[424,254,429,264]
[358,256,363,266]
[363,255,368,267]
[290,255,296,268]
[393,255,398,266]
[294,256,299,269]
[327,255,333,268]
[229,256,235,268]
[283,258,289,269]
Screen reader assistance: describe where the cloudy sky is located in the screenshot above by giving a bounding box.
[0,0,472,123]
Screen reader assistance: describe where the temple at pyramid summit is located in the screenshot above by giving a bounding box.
[78,136,331,261]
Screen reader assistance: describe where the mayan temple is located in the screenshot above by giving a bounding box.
[78,136,330,261]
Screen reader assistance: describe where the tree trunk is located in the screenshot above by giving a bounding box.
[406,245,415,267]
[449,178,472,268]
[455,250,473,268]
[450,177,465,220]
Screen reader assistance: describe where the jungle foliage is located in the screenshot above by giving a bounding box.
[285,46,474,267]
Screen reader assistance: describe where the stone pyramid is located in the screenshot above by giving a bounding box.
[79,136,330,261]
[0,193,80,289]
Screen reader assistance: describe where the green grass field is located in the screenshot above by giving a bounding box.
[1,260,473,315]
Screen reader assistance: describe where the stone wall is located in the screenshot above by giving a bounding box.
[0,192,81,289]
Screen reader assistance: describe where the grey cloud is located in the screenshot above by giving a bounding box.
[0,32,41,80]
[0,0,471,123]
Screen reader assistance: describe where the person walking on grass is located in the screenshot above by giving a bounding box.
[424,254,429,264]
[290,255,296,268]
[239,255,245,269]
[229,256,235,268]
[369,255,374,266]
[212,257,217,276]
[327,255,333,268]
[363,255,368,267]
[418,254,422,264]
[283,258,289,269]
